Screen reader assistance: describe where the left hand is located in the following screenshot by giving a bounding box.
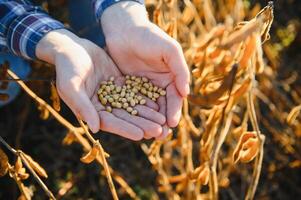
[101,1,190,139]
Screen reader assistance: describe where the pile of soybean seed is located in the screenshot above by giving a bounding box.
[97,75,166,115]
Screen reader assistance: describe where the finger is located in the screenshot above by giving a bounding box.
[164,40,190,97]
[92,95,105,112]
[112,109,162,138]
[157,95,167,117]
[135,105,166,125]
[154,95,167,138]
[156,125,170,140]
[139,95,159,111]
[58,79,100,133]
[99,111,144,141]
[166,83,183,127]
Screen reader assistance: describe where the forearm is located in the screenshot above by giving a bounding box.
[100,1,148,36]
[35,29,82,64]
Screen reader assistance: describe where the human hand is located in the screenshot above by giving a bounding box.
[36,29,165,140]
[101,2,190,138]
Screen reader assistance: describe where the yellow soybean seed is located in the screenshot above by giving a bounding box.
[153,93,160,98]
[141,88,147,95]
[116,102,122,109]
[131,110,138,115]
[101,98,107,105]
[127,107,133,113]
[148,92,153,98]
[108,97,114,103]
[106,106,112,112]
[143,83,149,89]
[132,88,138,93]
[120,91,126,97]
[135,77,141,83]
[121,98,127,103]
[123,102,129,109]
[112,102,117,107]
[142,77,148,82]
[140,99,146,105]
[130,99,136,107]
[153,86,158,92]
[105,86,111,93]
[113,94,119,100]
[116,86,122,92]
[160,90,166,96]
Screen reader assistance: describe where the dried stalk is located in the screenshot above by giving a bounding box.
[6,69,136,199]
[78,120,118,200]
[245,54,265,200]
[0,135,55,199]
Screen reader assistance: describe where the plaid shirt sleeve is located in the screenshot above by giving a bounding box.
[92,0,144,22]
[0,0,65,60]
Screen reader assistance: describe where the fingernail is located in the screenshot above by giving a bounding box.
[185,84,190,96]
[87,121,98,133]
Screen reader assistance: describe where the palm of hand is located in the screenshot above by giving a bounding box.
[106,23,189,137]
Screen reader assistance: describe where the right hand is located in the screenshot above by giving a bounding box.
[35,29,165,140]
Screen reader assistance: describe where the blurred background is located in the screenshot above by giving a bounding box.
[0,0,300,199]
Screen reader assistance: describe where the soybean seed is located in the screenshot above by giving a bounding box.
[123,103,129,109]
[130,99,136,107]
[127,107,133,113]
[106,106,112,113]
[116,102,122,109]
[140,99,146,105]
[131,110,138,115]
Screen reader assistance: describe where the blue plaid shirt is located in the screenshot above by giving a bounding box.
[0,0,143,60]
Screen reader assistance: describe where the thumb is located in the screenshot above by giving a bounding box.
[58,81,100,133]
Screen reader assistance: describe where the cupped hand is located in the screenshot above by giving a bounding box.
[101,2,190,138]
[36,29,165,140]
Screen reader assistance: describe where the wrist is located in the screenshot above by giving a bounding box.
[36,29,82,64]
[101,1,149,37]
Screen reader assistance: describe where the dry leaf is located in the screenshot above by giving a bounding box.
[0,147,9,177]
[37,104,49,120]
[14,157,29,180]
[233,132,260,163]
[22,153,48,178]
[62,131,77,145]
[239,34,257,69]
[188,64,238,106]
[287,105,301,125]
[220,18,261,49]
[189,164,210,185]
[50,81,61,112]
[80,142,101,164]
